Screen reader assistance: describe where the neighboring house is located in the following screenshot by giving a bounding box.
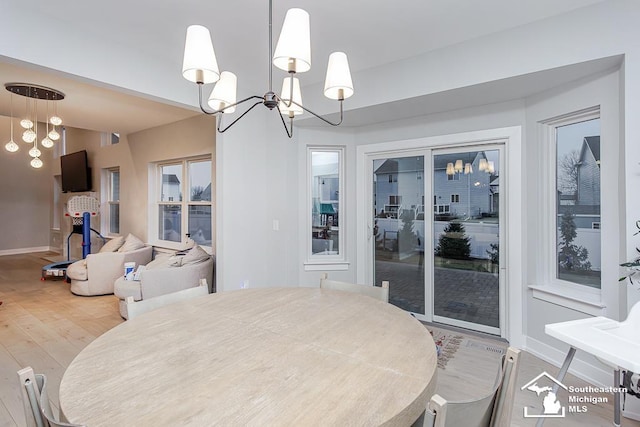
[162,174,181,202]
[374,158,424,219]
[577,136,601,208]
[374,152,494,220]
[433,152,492,219]
[558,136,601,229]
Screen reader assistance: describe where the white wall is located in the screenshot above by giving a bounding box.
[215,108,300,291]
[0,117,53,253]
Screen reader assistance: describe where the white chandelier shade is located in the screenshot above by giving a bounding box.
[30,157,43,168]
[182,25,220,84]
[182,0,353,138]
[23,129,36,143]
[208,71,237,114]
[446,156,494,176]
[279,77,303,116]
[324,52,354,100]
[272,8,311,73]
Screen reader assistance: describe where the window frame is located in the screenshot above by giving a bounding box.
[101,167,120,237]
[305,146,346,270]
[533,107,606,312]
[150,156,213,251]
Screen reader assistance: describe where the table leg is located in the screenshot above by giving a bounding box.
[535,347,576,427]
[614,369,621,427]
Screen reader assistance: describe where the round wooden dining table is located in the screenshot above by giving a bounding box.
[60,287,437,426]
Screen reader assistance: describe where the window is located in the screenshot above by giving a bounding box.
[389,195,402,205]
[388,174,397,183]
[451,194,460,203]
[554,117,601,289]
[101,132,120,146]
[447,173,460,181]
[106,168,120,235]
[308,147,344,265]
[153,158,212,249]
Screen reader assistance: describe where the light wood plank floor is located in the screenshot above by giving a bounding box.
[1,252,638,426]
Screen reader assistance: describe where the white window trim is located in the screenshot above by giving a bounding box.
[304,146,346,270]
[149,156,213,251]
[531,107,606,315]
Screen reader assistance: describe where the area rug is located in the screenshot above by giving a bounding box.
[426,327,464,369]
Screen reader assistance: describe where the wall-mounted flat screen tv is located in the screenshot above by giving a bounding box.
[61,150,92,192]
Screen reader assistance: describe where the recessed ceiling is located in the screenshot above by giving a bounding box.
[0,0,609,134]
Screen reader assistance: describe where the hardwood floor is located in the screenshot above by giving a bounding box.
[0,252,122,426]
[0,251,638,426]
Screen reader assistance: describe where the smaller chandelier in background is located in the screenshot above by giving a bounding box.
[4,83,64,168]
[446,158,495,176]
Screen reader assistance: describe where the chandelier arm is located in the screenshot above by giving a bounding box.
[197,84,262,115]
[217,101,264,133]
[275,104,294,138]
[289,99,345,126]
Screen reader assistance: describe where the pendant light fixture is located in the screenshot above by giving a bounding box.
[182,0,354,138]
[4,93,18,153]
[4,83,65,168]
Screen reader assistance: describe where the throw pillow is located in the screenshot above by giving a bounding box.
[118,233,146,252]
[99,236,125,253]
[181,245,211,266]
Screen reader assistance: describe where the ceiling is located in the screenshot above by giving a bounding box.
[0,0,609,135]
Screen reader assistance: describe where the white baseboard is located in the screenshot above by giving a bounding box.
[525,336,614,388]
[0,246,52,257]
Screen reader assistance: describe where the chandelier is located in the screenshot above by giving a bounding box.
[182,0,354,138]
[4,83,64,168]
[446,158,495,176]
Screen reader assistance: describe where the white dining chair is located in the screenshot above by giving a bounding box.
[125,279,209,319]
[420,347,521,427]
[39,373,86,427]
[319,273,390,302]
[17,367,46,427]
[18,366,84,427]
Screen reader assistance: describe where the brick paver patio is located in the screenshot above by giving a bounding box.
[375,259,500,329]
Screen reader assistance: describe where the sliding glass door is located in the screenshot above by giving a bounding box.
[431,147,502,334]
[372,154,426,315]
[367,144,504,335]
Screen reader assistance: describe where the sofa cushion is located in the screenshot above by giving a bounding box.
[113,276,142,301]
[66,260,88,281]
[118,233,146,253]
[145,254,176,270]
[181,245,211,266]
[99,236,125,253]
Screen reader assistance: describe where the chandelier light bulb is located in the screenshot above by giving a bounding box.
[22,129,37,143]
[20,118,33,129]
[30,157,43,169]
[29,146,42,158]
[48,129,60,141]
[5,140,19,152]
[41,137,54,148]
[49,115,62,126]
